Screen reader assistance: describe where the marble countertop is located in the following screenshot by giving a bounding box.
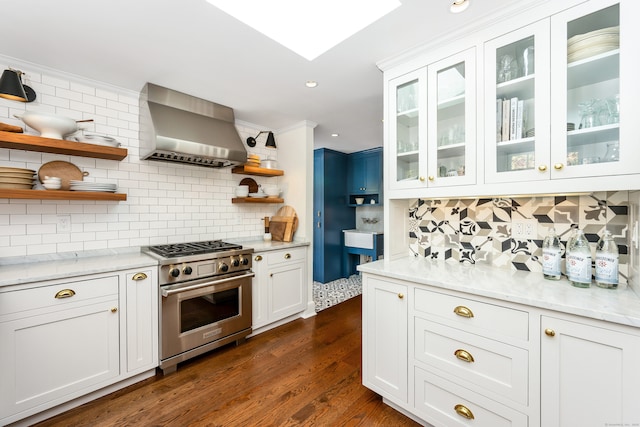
[239,239,310,253]
[0,250,158,288]
[358,257,640,328]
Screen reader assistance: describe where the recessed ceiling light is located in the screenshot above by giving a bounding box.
[306,81,318,88]
[450,0,470,13]
[331,133,339,137]
[206,0,401,61]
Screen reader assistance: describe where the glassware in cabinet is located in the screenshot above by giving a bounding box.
[549,0,635,178]
[427,47,476,186]
[484,20,551,184]
[389,68,427,189]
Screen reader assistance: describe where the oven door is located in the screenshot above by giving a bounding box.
[160,271,253,361]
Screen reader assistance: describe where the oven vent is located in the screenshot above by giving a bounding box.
[147,151,232,168]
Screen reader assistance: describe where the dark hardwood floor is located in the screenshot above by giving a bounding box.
[34,296,422,427]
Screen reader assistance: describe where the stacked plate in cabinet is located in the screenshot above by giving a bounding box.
[567,26,619,62]
[0,167,36,189]
[69,180,117,193]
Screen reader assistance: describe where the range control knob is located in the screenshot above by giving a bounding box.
[232,258,240,267]
[219,262,229,273]
[183,266,193,275]
[240,257,249,266]
[169,268,180,278]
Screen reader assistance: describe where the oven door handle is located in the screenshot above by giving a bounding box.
[161,272,255,298]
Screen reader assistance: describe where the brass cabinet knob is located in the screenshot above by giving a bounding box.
[284,253,291,259]
[554,163,564,170]
[545,328,556,337]
[419,176,426,182]
[428,175,435,181]
[453,305,474,318]
[454,349,475,363]
[398,293,404,299]
[538,165,548,172]
[255,255,263,261]
[54,289,76,299]
[111,307,118,313]
[454,404,475,420]
[132,272,147,281]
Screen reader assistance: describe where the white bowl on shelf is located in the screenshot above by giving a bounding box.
[263,185,280,198]
[235,185,249,197]
[355,197,365,205]
[15,111,78,139]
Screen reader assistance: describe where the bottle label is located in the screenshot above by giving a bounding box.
[542,248,561,275]
[595,255,619,284]
[566,253,592,283]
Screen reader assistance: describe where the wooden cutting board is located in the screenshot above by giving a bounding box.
[275,205,298,232]
[0,122,23,133]
[38,161,89,190]
[239,177,258,193]
[270,216,295,242]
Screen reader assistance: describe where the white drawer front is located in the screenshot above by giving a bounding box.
[415,366,529,427]
[265,247,306,266]
[414,288,529,342]
[414,317,528,405]
[0,276,119,317]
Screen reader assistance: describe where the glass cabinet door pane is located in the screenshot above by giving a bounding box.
[495,35,536,173]
[436,62,466,178]
[396,79,420,182]
[565,4,619,168]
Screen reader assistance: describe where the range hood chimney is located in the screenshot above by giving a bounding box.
[139,83,247,168]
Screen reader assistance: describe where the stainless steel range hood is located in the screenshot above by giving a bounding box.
[139,83,247,167]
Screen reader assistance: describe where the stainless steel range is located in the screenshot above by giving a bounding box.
[143,240,254,374]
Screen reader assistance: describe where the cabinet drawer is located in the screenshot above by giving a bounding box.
[265,247,306,266]
[0,276,118,317]
[414,367,528,427]
[414,317,528,405]
[414,288,529,342]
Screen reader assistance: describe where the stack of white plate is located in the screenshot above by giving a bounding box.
[69,180,117,193]
[0,167,36,190]
[567,26,619,62]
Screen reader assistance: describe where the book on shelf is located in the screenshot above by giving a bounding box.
[509,97,518,140]
[516,100,524,140]
[496,99,503,142]
[497,97,525,141]
[502,99,510,142]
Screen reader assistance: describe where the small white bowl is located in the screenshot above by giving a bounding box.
[43,182,61,190]
[355,197,365,205]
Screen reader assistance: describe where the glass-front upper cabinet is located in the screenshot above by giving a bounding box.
[426,48,476,187]
[485,20,550,184]
[550,0,638,178]
[389,69,427,189]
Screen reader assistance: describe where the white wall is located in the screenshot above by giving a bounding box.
[0,57,290,258]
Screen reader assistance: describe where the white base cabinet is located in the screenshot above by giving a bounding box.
[252,246,307,332]
[0,267,158,426]
[362,271,640,427]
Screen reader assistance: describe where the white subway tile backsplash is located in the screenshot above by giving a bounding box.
[0,63,281,259]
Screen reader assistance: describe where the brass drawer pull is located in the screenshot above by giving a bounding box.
[545,328,556,337]
[132,272,147,281]
[111,307,118,313]
[284,253,291,259]
[454,349,475,363]
[398,293,404,299]
[255,255,263,261]
[454,404,475,420]
[453,305,474,318]
[54,289,76,299]
[554,163,564,170]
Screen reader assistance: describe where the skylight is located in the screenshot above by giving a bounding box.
[206,0,402,61]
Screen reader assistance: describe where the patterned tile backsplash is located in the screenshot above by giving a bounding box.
[408,191,629,277]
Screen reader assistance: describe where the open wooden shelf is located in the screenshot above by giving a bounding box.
[0,189,127,201]
[0,131,128,160]
[231,165,284,177]
[232,197,284,204]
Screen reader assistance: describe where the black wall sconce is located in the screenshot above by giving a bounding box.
[0,68,36,102]
[246,131,277,149]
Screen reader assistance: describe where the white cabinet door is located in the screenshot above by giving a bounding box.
[389,68,428,190]
[251,253,268,329]
[124,269,158,373]
[484,19,551,184]
[362,275,408,403]
[550,0,639,179]
[427,47,476,188]
[540,315,640,427]
[0,298,119,422]
[269,260,305,320]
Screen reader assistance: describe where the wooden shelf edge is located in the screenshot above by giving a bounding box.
[0,189,127,201]
[0,131,128,160]
[231,165,284,177]
[232,197,284,204]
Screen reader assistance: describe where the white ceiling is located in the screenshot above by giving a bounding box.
[1,0,530,153]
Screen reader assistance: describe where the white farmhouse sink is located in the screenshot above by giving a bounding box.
[343,229,382,249]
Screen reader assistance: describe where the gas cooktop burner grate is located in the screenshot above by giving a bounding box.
[147,240,242,258]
